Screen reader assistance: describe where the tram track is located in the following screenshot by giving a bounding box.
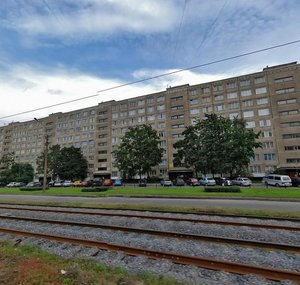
[0,226,299,283]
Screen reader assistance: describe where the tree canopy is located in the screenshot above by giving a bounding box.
[174,114,261,177]
[112,124,163,179]
[36,145,88,180]
[0,162,34,184]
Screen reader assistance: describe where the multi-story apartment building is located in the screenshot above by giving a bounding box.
[0,61,299,180]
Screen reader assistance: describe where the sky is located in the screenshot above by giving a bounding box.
[0,0,300,125]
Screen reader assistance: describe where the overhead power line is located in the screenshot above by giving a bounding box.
[1,39,300,121]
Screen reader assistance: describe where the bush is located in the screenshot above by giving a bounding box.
[20,187,44,191]
[81,186,110,192]
[204,186,241,193]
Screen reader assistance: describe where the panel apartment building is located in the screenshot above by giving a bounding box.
[0,61,299,180]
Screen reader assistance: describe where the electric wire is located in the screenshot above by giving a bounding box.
[0,39,300,121]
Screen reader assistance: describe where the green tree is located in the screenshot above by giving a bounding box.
[36,145,87,180]
[7,163,34,183]
[112,124,163,179]
[174,114,261,177]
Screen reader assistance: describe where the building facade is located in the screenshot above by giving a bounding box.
[0,61,300,179]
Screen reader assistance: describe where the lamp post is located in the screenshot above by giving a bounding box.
[34,118,48,192]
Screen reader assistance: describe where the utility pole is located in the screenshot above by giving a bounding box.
[34,118,48,192]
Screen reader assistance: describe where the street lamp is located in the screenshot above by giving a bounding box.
[34,118,48,192]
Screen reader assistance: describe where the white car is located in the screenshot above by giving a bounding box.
[232,177,252,186]
[7,182,24,187]
[62,180,74,187]
[199,177,216,186]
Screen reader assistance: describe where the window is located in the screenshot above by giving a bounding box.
[171,114,184,120]
[277,98,296,105]
[283,133,300,139]
[99,134,107,138]
[158,122,165,129]
[138,108,145,114]
[159,131,165,137]
[129,101,136,107]
[112,113,119,118]
[287,158,300,163]
[202,106,212,113]
[213,84,223,92]
[229,113,239,119]
[279,110,299,117]
[147,97,154,104]
[263,141,274,149]
[128,110,136,116]
[214,95,224,101]
[190,99,199,105]
[250,154,260,161]
[171,105,184,111]
[240,79,251,86]
[285,145,300,151]
[255,87,267,94]
[227,92,238,99]
[157,113,166,120]
[202,97,211,103]
[147,106,154,112]
[190,109,200,114]
[258,108,270,116]
[189,90,198,96]
[112,105,118,111]
[259,119,271,127]
[202,86,210,93]
[243,110,254,118]
[276,87,295,95]
[147,115,155,121]
[274,76,293,83]
[138,116,145,123]
[281,121,300,128]
[261,130,272,138]
[138,99,145,106]
[157,105,165,110]
[246,121,256,128]
[157,96,165,102]
[172,124,185,129]
[242,100,253,107]
[171,96,183,102]
[254,76,265,84]
[241,89,252,97]
[226,82,236,89]
[215,104,225,111]
[228,102,239,109]
[264,153,276,161]
[120,103,127,109]
[257,98,268,105]
[172,133,182,139]
[98,150,108,154]
[250,165,261,173]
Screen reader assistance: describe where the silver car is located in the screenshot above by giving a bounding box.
[232,177,252,186]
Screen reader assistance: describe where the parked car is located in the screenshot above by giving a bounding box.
[262,176,268,184]
[174,178,185,186]
[81,180,93,187]
[291,177,300,187]
[62,180,74,187]
[161,179,173,187]
[138,178,147,187]
[92,178,103,186]
[25,181,41,187]
[114,179,122,186]
[53,180,64,187]
[215,177,232,186]
[48,180,55,187]
[7,182,25,187]
[103,179,113,186]
[73,180,83,187]
[199,177,216,186]
[265,174,292,187]
[186,178,200,186]
[232,177,252,186]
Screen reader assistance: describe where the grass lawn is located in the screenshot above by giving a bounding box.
[0,185,299,198]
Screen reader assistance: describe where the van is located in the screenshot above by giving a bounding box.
[265,174,292,187]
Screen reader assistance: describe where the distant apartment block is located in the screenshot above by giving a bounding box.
[0,61,299,179]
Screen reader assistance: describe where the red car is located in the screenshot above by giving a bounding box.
[102,179,113,186]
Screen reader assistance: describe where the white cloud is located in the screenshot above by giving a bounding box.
[5,0,179,40]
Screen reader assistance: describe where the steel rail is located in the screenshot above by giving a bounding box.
[0,226,299,283]
[1,215,299,253]
[0,205,299,231]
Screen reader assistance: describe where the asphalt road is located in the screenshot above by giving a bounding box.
[0,194,299,212]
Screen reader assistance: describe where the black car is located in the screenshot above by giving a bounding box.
[215,177,232,186]
[138,179,147,187]
[291,177,300,187]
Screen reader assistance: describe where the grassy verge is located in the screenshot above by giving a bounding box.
[0,185,300,198]
[0,241,182,285]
